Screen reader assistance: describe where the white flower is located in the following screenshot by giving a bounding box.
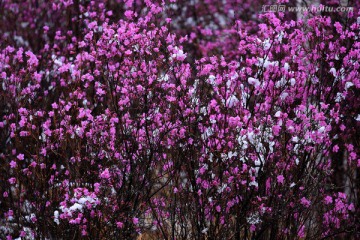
[248,77,260,87]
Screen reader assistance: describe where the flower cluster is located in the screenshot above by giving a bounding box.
[0,0,359,239]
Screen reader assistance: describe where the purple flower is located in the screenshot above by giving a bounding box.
[132,217,139,225]
[100,169,110,179]
[8,178,16,184]
[324,196,333,205]
[9,160,16,168]
[17,154,24,160]
[300,197,311,208]
[116,222,124,228]
[277,175,284,185]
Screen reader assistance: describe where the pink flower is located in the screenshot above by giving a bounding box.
[348,203,355,211]
[116,222,124,228]
[228,116,241,127]
[40,148,47,156]
[9,161,16,168]
[81,230,88,236]
[96,88,105,96]
[324,196,333,205]
[25,50,39,67]
[338,192,347,199]
[20,231,26,237]
[132,217,139,225]
[124,10,133,19]
[300,197,311,208]
[100,169,110,179]
[51,102,58,109]
[272,125,281,136]
[216,205,221,212]
[332,145,339,153]
[277,175,284,184]
[17,154,24,160]
[298,225,305,238]
[94,183,101,193]
[8,178,16,184]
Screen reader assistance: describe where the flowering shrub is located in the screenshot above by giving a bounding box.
[0,0,359,239]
